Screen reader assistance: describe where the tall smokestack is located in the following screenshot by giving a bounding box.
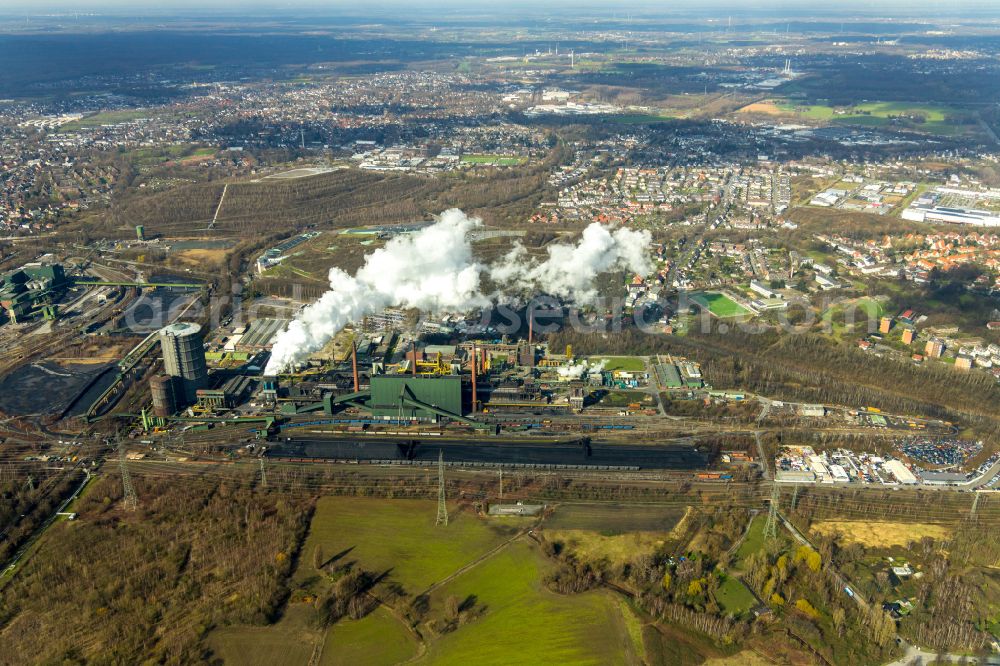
[471,343,478,413]
[528,311,533,345]
[351,341,359,392]
[411,341,417,376]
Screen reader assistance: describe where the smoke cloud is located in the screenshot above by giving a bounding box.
[265,209,651,374]
[491,224,652,303]
[556,358,606,380]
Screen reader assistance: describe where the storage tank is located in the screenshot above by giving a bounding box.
[159,322,208,405]
[150,374,177,417]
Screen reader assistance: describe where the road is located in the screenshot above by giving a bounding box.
[1,467,91,586]
[885,647,1000,665]
[777,511,870,613]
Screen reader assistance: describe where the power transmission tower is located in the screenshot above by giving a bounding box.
[259,457,267,488]
[119,447,137,512]
[970,492,981,521]
[499,469,503,504]
[791,484,799,512]
[764,481,780,540]
[436,449,448,526]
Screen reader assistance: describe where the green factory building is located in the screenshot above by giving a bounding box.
[323,375,466,422]
[0,263,67,323]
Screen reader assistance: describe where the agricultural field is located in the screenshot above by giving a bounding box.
[737,99,976,136]
[810,520,952,548]
[692,291,751,318]
[420,541,643,665]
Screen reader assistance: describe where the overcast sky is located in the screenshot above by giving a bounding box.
[3,0,998,13]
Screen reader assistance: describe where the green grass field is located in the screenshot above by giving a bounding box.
[820,297,885,339]
[734,514,768,563]
[58,109,151,131]
[588,355,646,372]
[774,100,972,135]
[296,497,517,593]
[714,576,758,617]
[205,497,674,665]
[420,541,641,665]
[321,606,417,666]
[693,292,751,318]
[460,154,526,166]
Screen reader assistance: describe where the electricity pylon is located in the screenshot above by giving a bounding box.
[259,457,267,488]
[119,446,137,511]
[436,449,448,526]
[764,481,780,540]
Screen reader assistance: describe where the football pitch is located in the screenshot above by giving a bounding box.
[692,292,750,318]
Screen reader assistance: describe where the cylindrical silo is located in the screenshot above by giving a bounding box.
[150,374,177,417]
[159,322,208,405]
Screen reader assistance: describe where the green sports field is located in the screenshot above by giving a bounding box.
[692,292,751,318]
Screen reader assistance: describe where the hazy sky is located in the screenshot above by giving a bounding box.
[4,0,998,12]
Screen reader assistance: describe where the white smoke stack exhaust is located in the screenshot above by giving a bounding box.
[556,358,607,380]
[264,210,651,374]
[491,223,652,303]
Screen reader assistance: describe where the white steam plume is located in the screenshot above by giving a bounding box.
[491,223,652,303]
[265,209,486,374]
[556,358,607,380]
[265,210,652,374]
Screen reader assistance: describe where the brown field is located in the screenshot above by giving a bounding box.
[544,529,669,565]
[174,248,229,265]
[178,154,215,165]
[737,101,784,116]
[810,520,952,548]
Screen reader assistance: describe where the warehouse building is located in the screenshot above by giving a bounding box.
[884,459,918,485]
[323,374,467,423]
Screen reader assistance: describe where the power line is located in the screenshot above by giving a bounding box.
[764,481,780,540]
[119,447,137,512]
[436,449,448,527]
